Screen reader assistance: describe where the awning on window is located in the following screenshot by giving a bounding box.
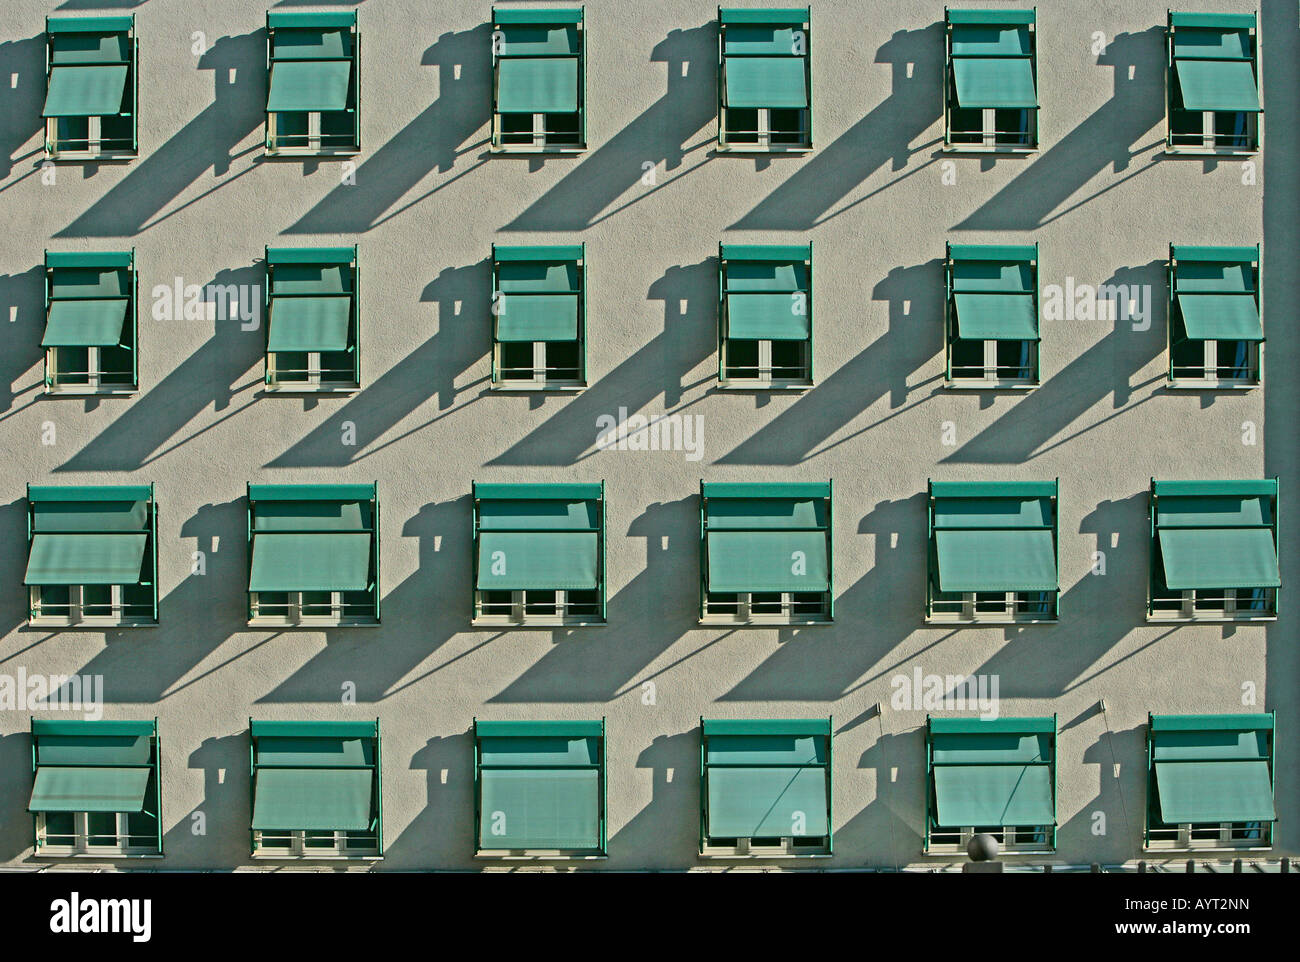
[934,528,1057,593]
[267,59,351,112]
[1176,293,1262,341]
[1174,58,1260,112]
[24,533,147,586]
[497,58,578,113]
[724,25,801,56]
[476,531,598,590]
[267,295,352,352]
[707,767,828,837]
[1157,527,1280,590]
[252,768,373,831]
[249,532,372,592]
[1155,760,1275,823]
[29,766,150,813]
[952,57,1036,109]
[953,292,1038,340]
[42,298,129,348]
[933,763,1055,826]
[725,56,808,108]
[43,64,128,117]
[707,530,828,593]
[726,292,809,340]
[496,293,579,342]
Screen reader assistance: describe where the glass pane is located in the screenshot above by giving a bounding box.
[82,584,114,616]
[499,341,534,380]
[725,338,760,379]
[770,339,808,379]
[87,811,118,846]
[769,108,806,145]
[725,107,759,143]
[544,340,581,380]
[545,112,581,145]
[499,113,533,145]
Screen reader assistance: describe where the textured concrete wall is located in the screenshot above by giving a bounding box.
[0,0,1292,870]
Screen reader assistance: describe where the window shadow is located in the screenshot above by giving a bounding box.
[1078,723,1145,861]
[168,732,248,866]
[0,499,34,637]
[387,733,471,867]
[0,733,33,861]
[0,267,44,418]
[607,731,698,868]
[0,37,45,183]
[845,729,926,866]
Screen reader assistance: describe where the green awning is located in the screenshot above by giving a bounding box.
[267,60,351,112]
[252,768,373,831]
[42,298,129,347]
[25,533,147,586]
[933,764,1054,826]
[725,57,808,108]
[267,296,352,352]
[1157,527,1279,590]
[934,528,1057,592]
[724,26,802,56]
[1174,58,1260,112]
[726,293,809,340]
[1177,293,1262,341]
[43,64,128,117]
[29,766,150,813]
[952,57,1037,108]
[497,58,579,113]
[249,532,372,592]
[476,531,598,591]
[953,292,1038,340]
[707,530,829,593]
[1155,761,1275,823]
[496,293,579,342]
[478,769,600,849]
[706,767,828,838]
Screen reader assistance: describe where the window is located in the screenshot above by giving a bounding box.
[718,244,812,387]
[718,7,811,151]
[1148,479,1279,622]
[927,480,1059,623]
[265,11,360,156]
[491,244,586,389]
[250,720,382,858]
[945,243,1039,388]
[491,8,586,153]
[247,483,380,627]
[30,719,161,858]
[42,250,137,395]
[474,719,606,858]
[1145,713,1275,851]
[700,482,832,624]
[925,716,1057,855]
[42,15,137,160]
[1166,12,1260,155]
[944,9,1038,151]
[24,484,157,628]
[264,246,360,392]
[1167,244,1261,387]
[700,718,832,857]
[472,482,605,625]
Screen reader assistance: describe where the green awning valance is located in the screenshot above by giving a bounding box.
[497,58,579,113]
[933,763,1054,826]
[267,59,351,112]
[267,296,352,352]
[706,767,828,838]
[726,293,809,340]
[1177,293,1262,341]
[42,298,129,347]
[1157,527,1280,590]
[934,528,1057,593]
[29,766,150,813]
[724,26,801,56]
[249,532,372,592]
[1155,760,1275,823]
[496,293,579,342]
[953,292,1038,340]
[952,57,1036,108]
[725,56,808,108]
[1174,58,1260,112]
[478,769,601,850]
[707,530,829,593]
[252,768,373,831]
[476,531,598,591]
[43,64,128,117]
[25,533,147,586]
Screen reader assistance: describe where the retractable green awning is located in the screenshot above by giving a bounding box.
[479,769,600,849]
[934,528,1056,593]
[43,64,128,117]
[706,767,828,838]
[267,296,352,352]
[497,58,578,113]
[476,531,598,591]
[707,530,829,593]
[953,57,1036,108]
[1158,527,1280,590]
[724,25,801,55]
[1177,293,1262,341]
[267,59,352,112]
[496,293,579,341]
[726,293,809,340]
[249,532,372,592]
[725,57,807,108]
[29,766,150,813]
[953,292,1038,340]
[25,533,147,586]
[1174,58,1260,112]
[1155,760,1275,823]
[933,764,1055,826]
[252,767,373,831]
[42,298,129,347]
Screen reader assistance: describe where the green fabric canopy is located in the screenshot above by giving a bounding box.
[706,767,828,838]
[707,530,829,593]
[25,533,147,586]
[43,64,128,117]
[1155,760,1276,823]
[29,766,150,813]
[953,292,1038,340]
[42,298,129,347]
[478,769,601,849]
[1158,527,1280,590]
[727,293,809,340]
[476,531,598,591]
[252,768,373,831]
[934,528,1057,593]
[267,59,351,112]
[725,56,807,108]
[1174,58,1260,112]
[248,532,372,592]
[497,58,579,113]
[267,296,352,352]
[952,57,1036,108]
[933,763,1054,826]
[1177,293,1262,341]
[724,26,801,56]
[496,293,579,342]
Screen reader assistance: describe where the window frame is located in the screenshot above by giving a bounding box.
[42,250,138,396]
[265,10,361,157]
[491,244,587,390]
[490,7,587,154]
[43,15,138,161]
[944,242,1040,389]
[263,246,361,393]
[717,7,813,153]
[943,8,1039,153]
[1165,11,1261,156]
[1166,244,1262,389]
[717,243,814,389]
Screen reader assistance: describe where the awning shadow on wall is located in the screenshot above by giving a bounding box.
[0,37,45,183]
[608,731,698,864]
[387,733,472,867]
[0,267,44,418]
[168,732,248,865]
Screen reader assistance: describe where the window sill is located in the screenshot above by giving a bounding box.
[28,617,156,629]
[716,381,812,392]
[945,380,1038,391]
[490,382,587,393]
[699,615,832,627]
[264,146,361,159]
[1164,145,1259,158]
[44,385,137,397]
[264,383,361,395]
[716,144,813,154]
[1143,842,1271,853]
[924,846,1054,857]
[926,615,1057,625]
[248,617,380,628]
[1165,380,1259,391]
[1146,613,1276,624]
[472,616,605,628]
[34,851,163,859]
[45,150,137,163]
[474,851,607,860]
[251,852,382,861]
[699,848,832,859]
[942,143,1038,155]
[491,144,587,155]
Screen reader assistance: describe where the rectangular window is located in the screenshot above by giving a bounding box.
[925,716,1057,854]
[1166,12,1260,155]
[266,11,360,156]
[1148,479,1279,622]
[472,482,605,625]
[491,8,586,153]
[700,482,832,624]
[718,8,811,151]
[42,250,137,395]
[718,244,813,387]
[264,246,360,392]
[24,484,157,627]
[474,719,606,858]
[944,9,1038,152]
[700,718,832,857]
[30,719,162,858]
[945,243,1039,388]
[1167,244,1261,387]
[42,15,137,160]
[250,720,382,858]
[491,244,586,389]
[927,480,1059,624]
[1145,713,1275,851]
[247,483,380,626]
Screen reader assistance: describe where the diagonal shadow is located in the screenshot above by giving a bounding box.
[0,267,45,417]
[0,36,45,182]
[607,731,697,868]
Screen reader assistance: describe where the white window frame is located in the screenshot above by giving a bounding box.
[701,833,830,858]
[492,338,584,391]
[35,811,158,858]
[1148,586,1276,623]
[720,337,811,389]
[927,824,1054,856]
[1146,820,1271,852]
[29,583,150,628]
[252,828,379,859]
[249,589,376,627]
[1169,337,1259,388]
[473,588,602,627]
[927,589,1057,625]
[947,338,1038,389]
[702,590,830,626]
